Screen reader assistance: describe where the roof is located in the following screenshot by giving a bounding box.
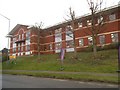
[8,24,28,35]
[44,4,119,30]
[8,4,119,34]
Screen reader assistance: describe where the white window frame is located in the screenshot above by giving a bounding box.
[79,38,84,47]
[99,35,105,45]
[98,16,103,24]
[88,36,93,45]
[66,40,74,48]
[109,14,116,21]
[78,22,82,27]
[111,33,118,43]
[87,20,91,26]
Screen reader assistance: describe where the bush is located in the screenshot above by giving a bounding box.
[2,55,9,62]
[102,42,119,50]
[78,42,120,53]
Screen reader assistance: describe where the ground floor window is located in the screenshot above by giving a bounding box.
[55,42,62,53]
[111,33,118,43]
[66,40,74,48]
[99,35,105,45]
[88,36,93,45]
[79,38,84,47]
[26,45,30,51]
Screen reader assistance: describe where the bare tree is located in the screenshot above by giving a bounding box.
[65,7,78,60]
[87,0,104,58]
[32,22,43,60]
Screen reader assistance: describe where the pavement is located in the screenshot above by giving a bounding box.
[2,74,118,88]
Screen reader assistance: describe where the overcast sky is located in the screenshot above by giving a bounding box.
[0,0,119,50]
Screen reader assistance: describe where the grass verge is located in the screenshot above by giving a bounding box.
[3,70,118,84]
[2,49,119,84]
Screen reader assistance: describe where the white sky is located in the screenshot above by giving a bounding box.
[0,0,119,50]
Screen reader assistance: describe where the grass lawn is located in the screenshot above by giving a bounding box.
[3,49,118,73]
[2,49,119,84]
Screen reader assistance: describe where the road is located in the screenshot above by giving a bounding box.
[2,74,118,88]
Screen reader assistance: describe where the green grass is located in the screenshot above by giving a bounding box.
[2,49,119,84]
[3,49,118,73]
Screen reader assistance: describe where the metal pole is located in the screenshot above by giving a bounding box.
[0,13,10,60]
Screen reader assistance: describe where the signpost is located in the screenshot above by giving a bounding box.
[60,48,65,71]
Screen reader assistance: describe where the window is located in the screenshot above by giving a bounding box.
[55,28,62,34]
[79,38,84,46]
[26,31,30,40]
[26,45,30,51]
[13,43,16,48]
[66,25,73,32]
[87,20,91,26]
[22,34,24,40]
[98,16,103,24]
[49,44,52,50]
[109,14,116,21]
[13,38,16,53]
[26,39,30,45]
[55,42,62,50]
[55,28,62,43]
[44,45,46,51]
[18,43,21,52]
[66,40,74,48]
[78,22,82,27]
[18,35,21,40]
[66,25,73,41]
[111,33,118,43]
[21,43,24,51]
[49,31,52,35]
[99,35,105,45]
[55,33,62,42]
[88,36,93,45]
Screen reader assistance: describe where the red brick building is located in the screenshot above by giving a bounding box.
[8,5,120,56]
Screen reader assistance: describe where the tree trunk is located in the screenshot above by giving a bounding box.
[91,7,97,58]
[38,30,40,60]
[93,36,97,58]
[73,33,78,59]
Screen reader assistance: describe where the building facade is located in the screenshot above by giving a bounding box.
[8,5,120,56]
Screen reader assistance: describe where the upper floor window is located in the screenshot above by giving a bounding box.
[26,31,30,40]
[18,35,21,40]
[13,38,16,43]
[99,35,105,45]
[87,20,91,26]
[22,33,24,40]
[55,28,62,34]
[66,25,73,32]
[78,22,82,28]
[111,33,118,43]
[26,39,30,45]
[98,16,104,24]
[109,14,116,21]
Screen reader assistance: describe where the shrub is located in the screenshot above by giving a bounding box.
[2,55,9,62]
